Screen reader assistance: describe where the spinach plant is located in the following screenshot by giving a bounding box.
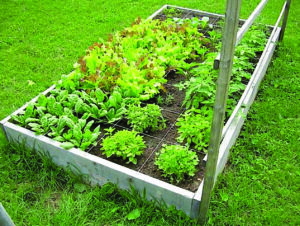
[56,118,100,151]
[11,102,36,127]
[27,114,58,135]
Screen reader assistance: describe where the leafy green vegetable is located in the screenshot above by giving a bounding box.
[27,114,58,135]
[56,118,100,151]
[101,130,145,164]
[11,102,37,127]
[9,15,268,167]
[155,144,199,182]
[176,107,213,151]
[126,104,166,132]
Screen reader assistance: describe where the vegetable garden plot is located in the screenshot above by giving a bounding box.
[1,4,283,218]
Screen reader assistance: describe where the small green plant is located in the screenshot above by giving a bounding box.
[208,30,222,47]
[163,8,182,18]
[156,94,174,106]
[27,114,58,135]
[126,104,166,132]
[176,107,213,151]
[165,94,175,106]
[11,102,37,127]
[101,130,146,164]
[104,126,115,135]
[155,145,199,183]
[200,17,210,30]
[157,95,164,106]
[176,75,216,109]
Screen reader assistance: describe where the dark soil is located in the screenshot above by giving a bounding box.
[87,69,208,191]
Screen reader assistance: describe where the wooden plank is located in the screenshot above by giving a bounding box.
[214,0,269,69]
[0,203,14,226]
[203,2,288,163]
[190,180,204,218]
[193,26,278,213]
[2,121,195,216]
[279,0,292,41]
[236,0,269,44]
[198,0,241,224]
[169,5,248,24]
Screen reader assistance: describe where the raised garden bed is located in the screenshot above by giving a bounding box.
[0,5,282,218]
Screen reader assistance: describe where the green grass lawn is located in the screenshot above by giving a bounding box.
[1,0,299,225]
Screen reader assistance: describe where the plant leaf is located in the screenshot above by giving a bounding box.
[127,209,141,220]
[61,142,74,150]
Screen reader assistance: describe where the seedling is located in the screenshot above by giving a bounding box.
[165,94,175,106]
[163,8,182,18]
[200,17,210,30]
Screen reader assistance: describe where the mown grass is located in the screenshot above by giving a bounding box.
[0,0,299,225]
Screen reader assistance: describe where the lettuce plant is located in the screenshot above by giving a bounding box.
[126,104,166,132]
[176,107,213,151]
[155,144,199,183]
[101,130,145,164]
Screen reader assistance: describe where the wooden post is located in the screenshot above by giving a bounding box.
[279,0,291,41]
[198,0,241,224]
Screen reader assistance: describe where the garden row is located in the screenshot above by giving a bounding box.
[10,9,268,187]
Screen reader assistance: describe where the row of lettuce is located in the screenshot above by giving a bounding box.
[11,16,267,183]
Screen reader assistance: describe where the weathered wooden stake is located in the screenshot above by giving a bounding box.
[279,0,291,41]
[198,0,241,224]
